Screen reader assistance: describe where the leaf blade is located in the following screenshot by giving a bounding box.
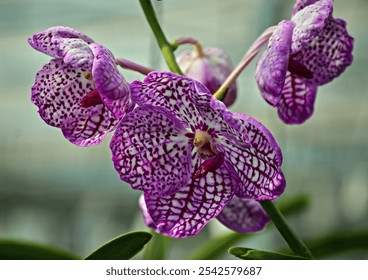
[84,231,152,260]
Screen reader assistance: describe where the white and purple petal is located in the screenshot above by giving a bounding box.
[216,197,270,233]
[130,71,213,129]
[31,58,119,146]
[277,72,318,124]
[110,106,193,196]
[292,17,354,85]
[61,105,118,146]
[143,158,236,238]
[255,20,295,105]
[28,26,94,61]
[217,112,286,200]
[31,58,94,127]
[90,43,132,119]
[290,0,333,54]
[292,0,322,16]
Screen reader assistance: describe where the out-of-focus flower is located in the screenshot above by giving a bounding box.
[139,194,270,235]
[255,0,354,124]
[111,71,285,238]
[177,47,237,107]
[29,26,132,146]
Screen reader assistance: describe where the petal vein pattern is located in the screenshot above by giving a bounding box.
[220,113,286,200]
[144,156,235,238]
[110,106,193,196]
[130,71,212,129]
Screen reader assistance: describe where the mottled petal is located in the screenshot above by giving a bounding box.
[217,197,270,232]
[292,0,320,16]
[31,58,119,146]
[31,58,94,127]
[217,112,286,200]
[90,43,132,119]
[293,17,354,85]
[255,20,295,105]
[110,106,192,196]
[130,71,213,129]
[291,0,333,53]
[61,105,118,146]
[277,72,318,124]
[60,38,94,69]
[28,26,94,64]
[144,158,236,238]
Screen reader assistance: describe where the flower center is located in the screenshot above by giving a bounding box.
[192,130,224,178]
[193,130,217,158]
[84,71,93,80]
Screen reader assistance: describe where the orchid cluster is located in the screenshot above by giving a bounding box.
[28,0,353,257]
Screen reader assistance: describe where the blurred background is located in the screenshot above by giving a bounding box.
[0,0,367,259]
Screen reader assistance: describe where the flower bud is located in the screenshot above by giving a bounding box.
[177,47,237,107]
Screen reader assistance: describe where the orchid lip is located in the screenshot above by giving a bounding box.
[288,56,313,79]
[193,156,224,179]
[80,88,103,108]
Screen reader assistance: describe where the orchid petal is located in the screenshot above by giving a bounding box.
[292,17,354,85]
[31,58,119,146]
[217,197,270,233]
[291,0,333,53]
[292,0,321,16]
[28,26,93,60]
[91,43,132,119]
[110,106,192,196]
[277,72,318,124]
[144,157,235,238]
[130,71,213,129]
[218,113,286,200]
[255,20,295,105]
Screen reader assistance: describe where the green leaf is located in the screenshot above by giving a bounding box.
[143,230,171,260]
[188,194,310,260]
[0,240,80,260]
[84,231,152,260]
[229,247,310,260]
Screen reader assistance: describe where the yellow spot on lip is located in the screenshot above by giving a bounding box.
[84,71,93,80]
[193,130,210,148]
[193,130,217,157]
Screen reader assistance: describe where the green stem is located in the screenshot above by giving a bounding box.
[213,26,276,101]
[139,0,184,75]
[260,200,314,259]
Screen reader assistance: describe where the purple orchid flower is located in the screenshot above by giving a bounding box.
[177,47,237,107]
[110,71,285,238]
[255,0,354,124]
[29,26,132,146]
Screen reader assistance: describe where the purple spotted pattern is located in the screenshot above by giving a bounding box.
[177,47,237,107]
[111,71,285,238]
[29,26,132,146]
[255,0,354,124]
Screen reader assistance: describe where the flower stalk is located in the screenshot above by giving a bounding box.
[139,0,183,75]
[115,58,155,75]
[260,200,314,259]
[213,26,277,101]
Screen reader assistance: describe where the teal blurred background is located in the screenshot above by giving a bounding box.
[0,0,367,259]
